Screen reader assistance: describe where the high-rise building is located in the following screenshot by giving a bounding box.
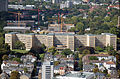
[42,53,54,79]
[42,61,54,79]
[0,0,8,12]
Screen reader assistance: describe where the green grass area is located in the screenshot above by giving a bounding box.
[12,49,28,53]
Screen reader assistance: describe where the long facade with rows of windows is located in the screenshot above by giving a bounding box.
[5,32,117,51]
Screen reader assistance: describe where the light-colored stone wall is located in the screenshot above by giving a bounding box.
[5,33,117,51]
[75,35,87,48]
[95,35,106,48]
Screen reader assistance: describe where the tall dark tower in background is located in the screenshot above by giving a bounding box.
[0,0,8,12]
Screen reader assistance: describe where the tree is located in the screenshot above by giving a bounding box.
[29,46,45,58]
[79,60,83,70]
[10,71,20,79]
[62,49,73,56]
[106,46,116,56]
[106,46,114,52]
[41,44,46,51]
[14,41,25,50]
[118,69,120,78]
[74,53,79,60]
[89,56,98,60]
[54,61,60,66]
[108,50,116,56]
[95,46,103,52]
[78,47,95,54]
[76,22,84,31]
[23,67,28,73]
[109,27,120,35]
[82,49,90,55]
[93,68,99,73]
[103,69,108,75]
[48,46,56,55]
[2,55,8,60]
[12,58,22,63]
[103,16,110,22]
[40,53,45,60]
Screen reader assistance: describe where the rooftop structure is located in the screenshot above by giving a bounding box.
[3,27,31,33]
[7,20,35,27]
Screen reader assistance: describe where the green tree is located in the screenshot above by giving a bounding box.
[95,46,103,52]
[89,56,98,60]
[29,46,45,59]
[13,58,22,63]
[82,49,90,55]
[76,22,84,31]
[14,41,25,50]
[79,60,83,70]
[103,69,108,75]
[48,46,56,55]
[10,71,20,79]
[103,16,110,22]
[109,27,120,35]
[93,68,99,73]
[54,61,60,66]
[23,67,28,73]
[106,46,116,56]
[62,49,73,56]
[106,46,114,52]
[40,53,45,60]
[118,69,120,78]
[2,55,8,60]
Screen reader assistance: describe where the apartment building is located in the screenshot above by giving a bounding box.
[5,32,117,51]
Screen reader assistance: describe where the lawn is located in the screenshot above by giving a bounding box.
[12,49,28,53]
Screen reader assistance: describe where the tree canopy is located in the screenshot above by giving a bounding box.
[10,71,20,79]
[61,49,73,56]
[14,41,25,50]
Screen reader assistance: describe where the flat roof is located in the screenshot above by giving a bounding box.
[3,27,31,30]
[48,32,75,36]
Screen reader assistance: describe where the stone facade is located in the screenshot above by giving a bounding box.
[5,32,117,51]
